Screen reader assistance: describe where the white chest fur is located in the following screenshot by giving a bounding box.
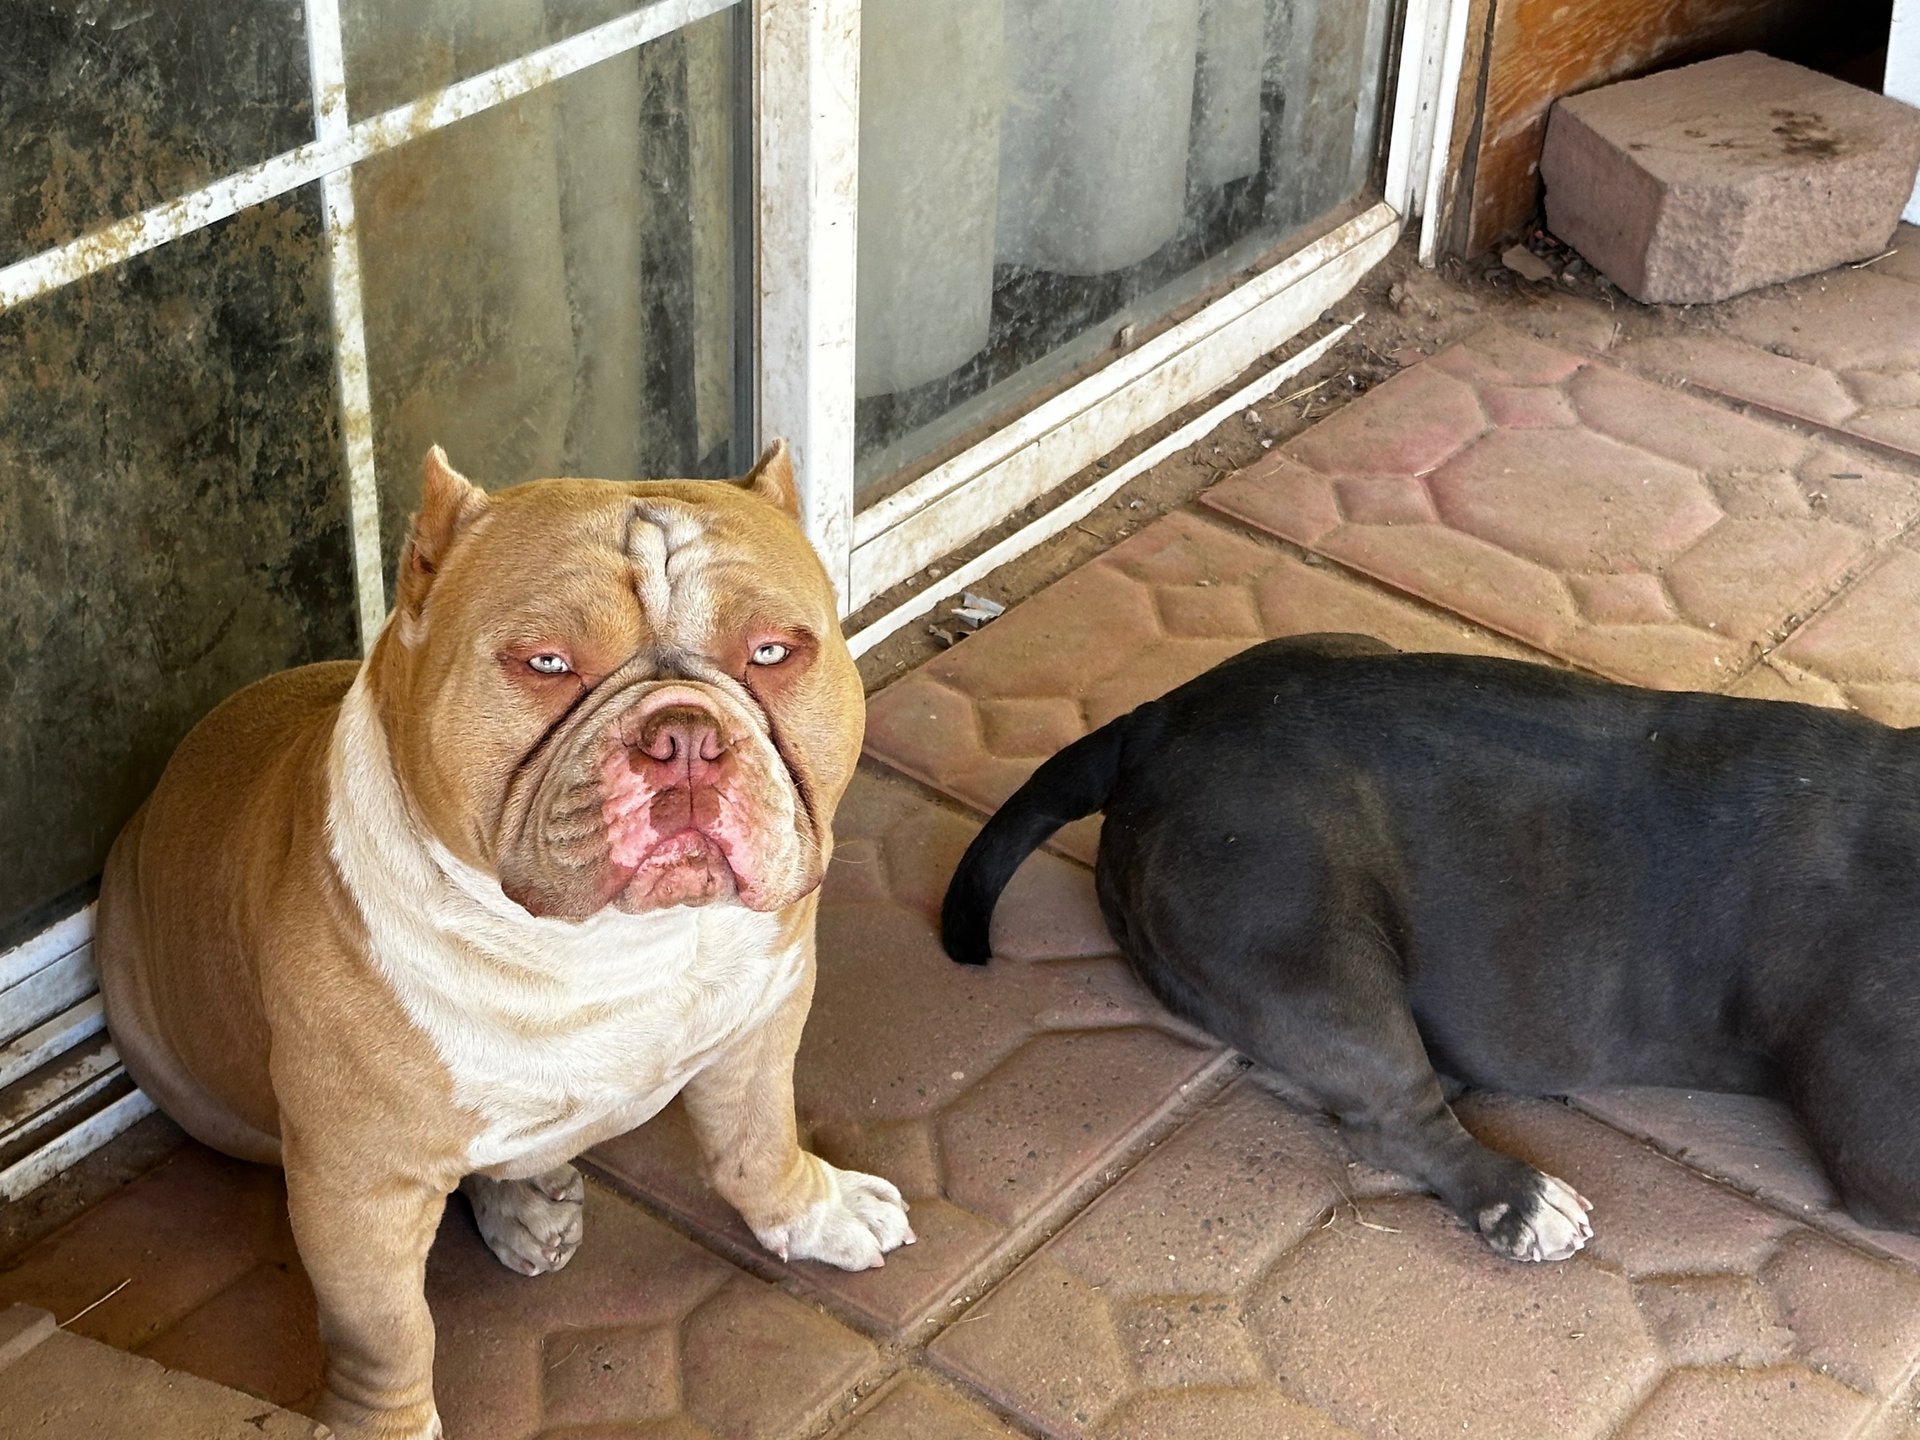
[327,676,804,1174]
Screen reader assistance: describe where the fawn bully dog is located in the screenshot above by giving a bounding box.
[943,634,1920,1262]
[96,443,911,1440]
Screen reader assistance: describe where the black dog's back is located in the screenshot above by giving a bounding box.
[942,637,1920,1244]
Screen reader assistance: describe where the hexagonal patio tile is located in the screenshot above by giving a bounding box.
[828,1371,1028,1440]
[0,1146,879,1439]
[589,765,1230,1340]
[1201,324,1920,690]
[1727,539,1920,726]
[931,1080,1920,1440]
[1605,228,1920,467]
[862,509,1536,861]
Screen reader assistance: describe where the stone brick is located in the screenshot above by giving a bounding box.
[1542,53,1920,303]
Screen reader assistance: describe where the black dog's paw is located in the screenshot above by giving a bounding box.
[1475,1171,1593,1262]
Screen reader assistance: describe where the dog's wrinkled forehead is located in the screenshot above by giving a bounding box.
[622,498,715,642]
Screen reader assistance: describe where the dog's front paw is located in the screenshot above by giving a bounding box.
[462,1164,587,1277]
[753,1158,915,1271]
[314,1393,443,1440]
[1476,1171,1593,1262]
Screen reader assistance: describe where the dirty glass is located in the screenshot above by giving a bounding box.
[0,187,356,947]
[0,0,315,269]
[339,0,694,117]
[352,5,749,585]
[854,0,1395,489]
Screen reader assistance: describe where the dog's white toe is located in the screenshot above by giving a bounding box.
[463,1164,587,1277]
[755,1159,915,1271]
[1478,1172,1593,1263]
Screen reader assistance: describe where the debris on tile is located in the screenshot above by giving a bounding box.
[1503,244,1557,283]
[951,593,1005,631]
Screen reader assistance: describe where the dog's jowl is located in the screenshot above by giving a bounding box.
[96,444,911,1440]
[943,633,1920,1262]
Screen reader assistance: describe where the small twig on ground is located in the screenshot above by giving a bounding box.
[1849,249,1897,270]
[60,1277,131,1329]
[1276,376,1333,407]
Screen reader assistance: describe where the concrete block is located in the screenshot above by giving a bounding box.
[1541,52,1920,303]
[0,1304,328,1438]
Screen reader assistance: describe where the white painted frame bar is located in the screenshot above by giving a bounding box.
[844,203,1402,613]
[1417,0,1476,265]
[305,0,388,650]
[0,997,106,1094]
[0,1091,154,1203]
[1891,0,1920,224]
[0,907,91,993]
[1384,0,1453,222]
[753,0,861,608]
[0,948,96,1039]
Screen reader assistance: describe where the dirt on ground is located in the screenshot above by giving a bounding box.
[849,224,1793,691]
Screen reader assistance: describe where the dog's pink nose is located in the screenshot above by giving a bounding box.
[633,707,727,783]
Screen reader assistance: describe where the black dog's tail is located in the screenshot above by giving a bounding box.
[940,716,1129,965]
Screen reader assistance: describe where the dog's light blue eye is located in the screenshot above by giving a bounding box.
[750,642,790,666]
[527,654,571,676]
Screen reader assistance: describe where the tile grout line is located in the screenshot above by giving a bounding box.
[581,1050,1246,1355]
[1168,499,1612,676]
[1720,492,1920,695]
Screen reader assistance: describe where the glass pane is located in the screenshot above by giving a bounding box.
[0,186,357,945]
[339,0,690,118]
[1,0,315,268]
[352,6,748,587]
[854,0,1394,490]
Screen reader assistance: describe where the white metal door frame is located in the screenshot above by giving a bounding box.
[760,0,1475,637]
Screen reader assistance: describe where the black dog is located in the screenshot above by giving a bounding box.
[942,634,1920,1261]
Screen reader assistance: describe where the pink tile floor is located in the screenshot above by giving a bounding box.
[7,232,1920,1439]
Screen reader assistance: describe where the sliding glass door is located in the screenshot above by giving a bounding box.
[0,0,1434,1192]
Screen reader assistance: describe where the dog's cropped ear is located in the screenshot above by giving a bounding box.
[739,439,800,520]
[396,446,490,622]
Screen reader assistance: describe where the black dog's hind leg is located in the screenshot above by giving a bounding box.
[1222,925,1593,1262]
